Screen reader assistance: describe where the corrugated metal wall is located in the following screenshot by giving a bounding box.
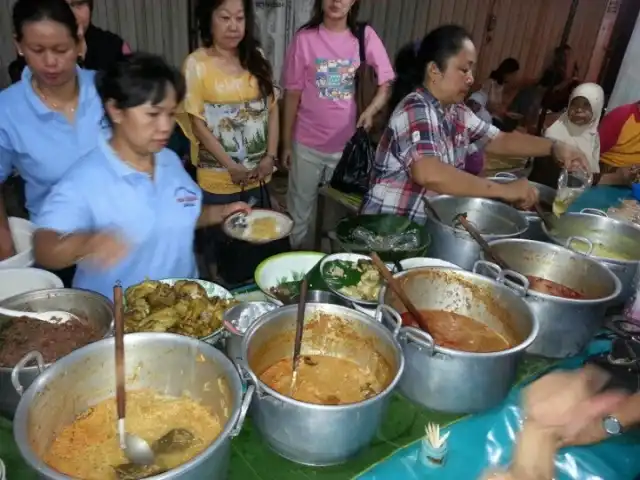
[0,0,609,89]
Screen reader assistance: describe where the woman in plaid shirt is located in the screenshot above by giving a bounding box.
[361,25,589,225]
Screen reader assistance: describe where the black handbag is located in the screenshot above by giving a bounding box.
[216,182,290,287]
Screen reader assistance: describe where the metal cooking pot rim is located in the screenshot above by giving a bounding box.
[541,212,640,265]
[13,333,247,480]
[240,303,405,410]
[379,267,540,358]
[484,239,623,303]
[428,195,529,237]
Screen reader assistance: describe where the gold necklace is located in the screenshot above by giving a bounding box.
[32,79,78,113]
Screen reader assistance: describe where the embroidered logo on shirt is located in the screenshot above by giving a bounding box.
[315,59,356,100]
[412,130,421,143]
[174,187,198,207]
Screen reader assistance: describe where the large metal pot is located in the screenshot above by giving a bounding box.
[0,289,113,418]
[13,333,252,480]
[542,208,640,304]
[240,303,404,466]
[378,267,538,414]
[425,196,529,270]
[488,172,557,240]
[480,239,622,358]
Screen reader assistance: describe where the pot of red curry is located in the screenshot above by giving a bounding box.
[479,239,622,359]
[377,267,538,414]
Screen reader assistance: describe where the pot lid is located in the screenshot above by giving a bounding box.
[223,301,278,335]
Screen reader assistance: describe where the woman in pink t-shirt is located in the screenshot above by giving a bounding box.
[282,0,394,249]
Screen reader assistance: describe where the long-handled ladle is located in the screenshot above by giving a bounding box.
[289,276,309,395]
[369,253,432,335]
[114,283,155,466]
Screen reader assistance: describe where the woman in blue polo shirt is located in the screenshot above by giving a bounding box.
[0,0,105,264]
[33,53,250,299]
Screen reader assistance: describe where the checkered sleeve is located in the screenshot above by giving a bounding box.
[395,98,444,166]
[463,104,500,149]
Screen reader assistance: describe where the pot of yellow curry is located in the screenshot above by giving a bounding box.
[240,303,404,466]
[542,208,640,304]
[13,333,252,480]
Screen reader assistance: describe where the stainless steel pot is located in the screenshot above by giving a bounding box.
[488,172,557,241]
[425,196,529,270]
[240,303,404,466]
[377,267,538,414]
[223,301,279,364]
[542,208,640,304]
[0,288,113,418]
[479,239,622,358]
[13,333,252,480]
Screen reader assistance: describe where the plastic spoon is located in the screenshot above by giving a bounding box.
[113,282,155,466]
[0,306,80,324]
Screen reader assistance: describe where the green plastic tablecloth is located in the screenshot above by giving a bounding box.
[0,357,553,479]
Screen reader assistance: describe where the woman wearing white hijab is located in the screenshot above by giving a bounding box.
[544,83,605,173]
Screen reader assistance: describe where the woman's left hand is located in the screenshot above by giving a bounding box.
[250,155,275,182]
[552,141,591,173]
[221,202,252,219]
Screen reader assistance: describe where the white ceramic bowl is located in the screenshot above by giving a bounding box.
[254,251,325,305]
[223,208,293,244]
[353,257,462,317]
[0,217,35,269]
[0,268,63,302]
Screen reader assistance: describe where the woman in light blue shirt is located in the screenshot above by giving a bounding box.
[0,0,105,262]
[33,53,249,300]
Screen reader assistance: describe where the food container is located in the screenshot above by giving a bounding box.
[378,267,538,414]
[0,217,35,269]
[240,304,404,466]
[0,289,113,418]
[479,239,622,358]
[542,209,640,304]
[0,268,63,302]
[223,301,279,363]
[425,196,529,270]
[13,333,253,480]
[488,172,557,240]
[289,289,350,307]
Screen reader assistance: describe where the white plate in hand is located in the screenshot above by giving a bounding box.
[223,208,293,244]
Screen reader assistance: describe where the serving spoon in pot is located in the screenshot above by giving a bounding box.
[369,253,433,334]
[0,306,81,324]
[113,282,155,466]
[289,276,309,395]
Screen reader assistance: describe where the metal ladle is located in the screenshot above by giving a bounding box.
[113,282,155,466]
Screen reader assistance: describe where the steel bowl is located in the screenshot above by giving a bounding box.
[0,288,113,418]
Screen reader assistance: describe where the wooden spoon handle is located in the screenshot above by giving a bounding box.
[457,215,511,270]
[293,277,308,370]
[369,253,431,334]
[114,283,126,421]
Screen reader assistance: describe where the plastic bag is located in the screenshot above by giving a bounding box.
[330,127,374,195]
[351,226,420,251]
[553,168,593,216]
[358,341,640,480]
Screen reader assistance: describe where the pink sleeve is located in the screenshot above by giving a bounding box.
[282,33,305,91]
[364,26,394,85]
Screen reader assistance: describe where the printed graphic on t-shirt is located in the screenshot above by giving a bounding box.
[315,58,357,100]
[199,97,269,171]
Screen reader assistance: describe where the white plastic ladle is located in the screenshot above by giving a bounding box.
[0,306,80,324]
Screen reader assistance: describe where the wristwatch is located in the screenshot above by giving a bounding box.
[603,415,623,436]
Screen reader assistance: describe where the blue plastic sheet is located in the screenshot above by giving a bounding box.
[358,341,640,480]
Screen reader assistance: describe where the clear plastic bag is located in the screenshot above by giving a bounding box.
[553,168,593,216]
[351,226,421,252]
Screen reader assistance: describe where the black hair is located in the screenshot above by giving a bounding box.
[388,24,472,116]
[13,0,79,42]
[196,0,274,99]
[489,58,520,85]
[95,53,186,126]
[300,0,360,36]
